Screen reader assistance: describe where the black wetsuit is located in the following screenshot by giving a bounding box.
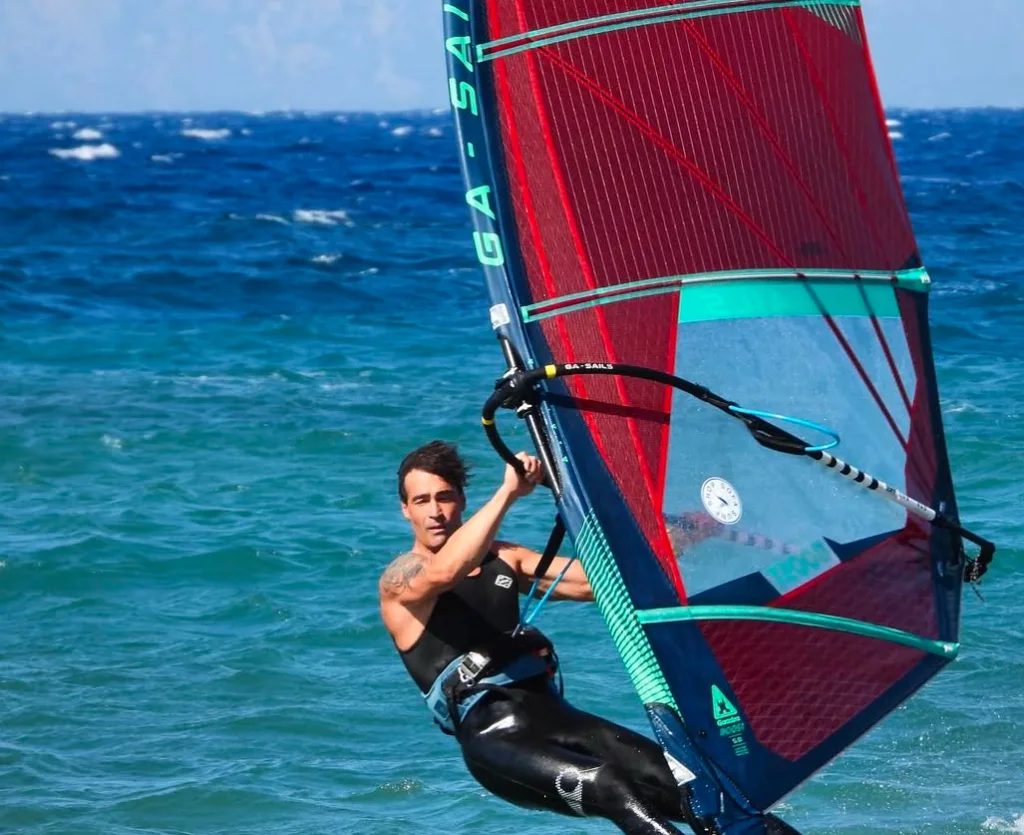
[398,554,689,835]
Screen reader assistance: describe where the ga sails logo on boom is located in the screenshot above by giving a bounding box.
[564,363,614,371]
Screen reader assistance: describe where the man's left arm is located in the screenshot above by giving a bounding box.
[495,541,594,602]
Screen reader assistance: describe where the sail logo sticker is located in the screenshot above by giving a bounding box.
[711,684,750,757]
[442,3,506,271]
[701,478,742,525]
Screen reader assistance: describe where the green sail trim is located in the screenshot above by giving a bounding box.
[478,0,861,63]
[520,268,930,323]
[574,514,678,709]
[637,605,959,659]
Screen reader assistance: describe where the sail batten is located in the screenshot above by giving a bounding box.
[478,0,863,62]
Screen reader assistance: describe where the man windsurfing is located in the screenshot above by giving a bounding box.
[380,440,702,834]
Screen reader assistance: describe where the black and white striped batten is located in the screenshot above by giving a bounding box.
[810,450,938,522]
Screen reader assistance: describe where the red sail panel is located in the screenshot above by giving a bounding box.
[700,524,940,761]
[487,2,920,292]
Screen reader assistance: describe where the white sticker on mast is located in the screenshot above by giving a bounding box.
[490,303,511,329]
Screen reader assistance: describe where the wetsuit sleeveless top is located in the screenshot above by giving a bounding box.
[398,553,522,693]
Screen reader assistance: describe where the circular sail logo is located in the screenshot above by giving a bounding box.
[701,477,742,525]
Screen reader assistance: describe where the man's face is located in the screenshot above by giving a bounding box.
[401,469,466,552]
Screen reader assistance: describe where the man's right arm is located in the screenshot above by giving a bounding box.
[379,454,542,605]
[378,484,516,605]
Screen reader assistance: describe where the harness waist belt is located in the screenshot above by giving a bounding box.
[424,651,554,735]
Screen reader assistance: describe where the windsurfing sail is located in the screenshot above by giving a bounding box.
[443,0,993,828]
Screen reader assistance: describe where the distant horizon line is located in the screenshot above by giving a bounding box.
[1,104,1022,117]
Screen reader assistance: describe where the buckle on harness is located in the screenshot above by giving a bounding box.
[457,651,489,685]
[424,628,562,735]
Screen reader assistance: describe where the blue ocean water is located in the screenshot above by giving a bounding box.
[0,109,1021,835]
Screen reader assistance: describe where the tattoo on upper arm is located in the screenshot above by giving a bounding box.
[380,552,426,596]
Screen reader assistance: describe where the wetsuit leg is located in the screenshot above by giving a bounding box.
[457,684,686,835]
[544,695,684,815]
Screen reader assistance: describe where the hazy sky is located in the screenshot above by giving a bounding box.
[0,0,1021,112]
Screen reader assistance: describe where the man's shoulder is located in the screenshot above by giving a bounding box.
[379,550,429,598]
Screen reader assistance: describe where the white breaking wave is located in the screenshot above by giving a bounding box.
[50,143,120,161]
[888,132,904,141]
[312,253,343,264]
[944,401,983,415]
[928,132,952,142]
[983,815,1024,833]
[886,118,902,127]
[293,209,354,227]
[50,120,76,129]
[391,125,413,137]
[425,127,444,137]
[256,213,290,225]
[181,128,231,141]
[151,153,182,163]
[902,175,960,185]
[73,127,103,140]
[934,278,1003,297]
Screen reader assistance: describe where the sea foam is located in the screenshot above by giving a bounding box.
[181,128,232,141]
[293,209,354,227]
[49,143,121,161]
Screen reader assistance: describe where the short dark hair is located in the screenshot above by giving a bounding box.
[398,440,471,502]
